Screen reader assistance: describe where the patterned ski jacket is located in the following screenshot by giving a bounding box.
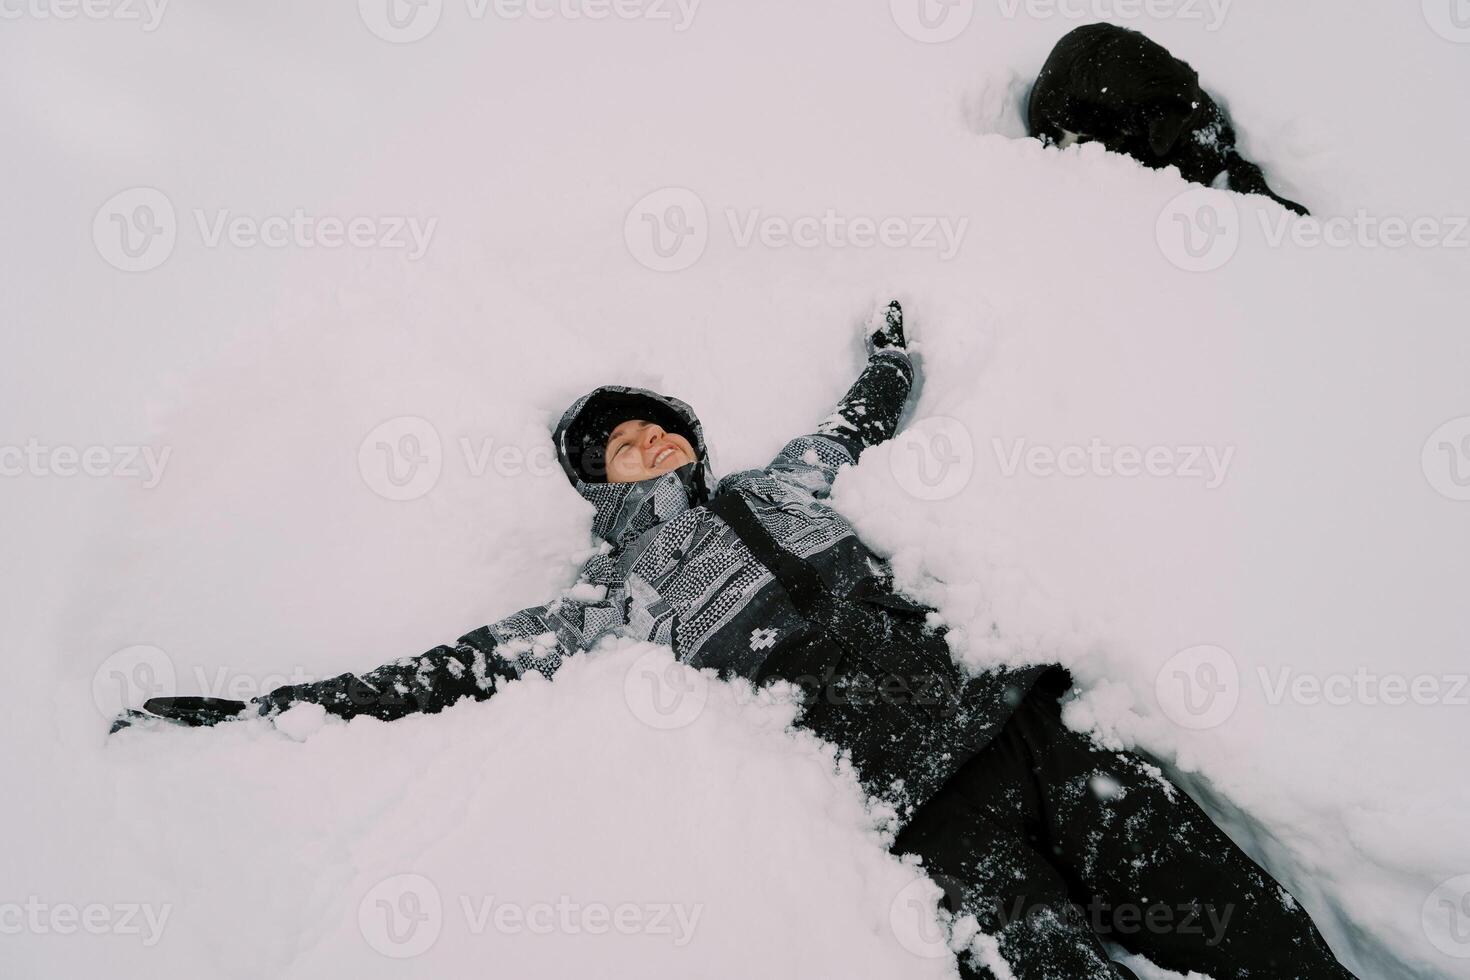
[260,347,1047,815]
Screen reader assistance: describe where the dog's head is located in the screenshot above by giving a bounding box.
[1085,26,1207,156]
[1140,83,1206,157]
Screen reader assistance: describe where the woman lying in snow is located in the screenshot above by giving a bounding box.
[118,303,1356,980]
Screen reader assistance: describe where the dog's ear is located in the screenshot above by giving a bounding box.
[1147,110,1190,156]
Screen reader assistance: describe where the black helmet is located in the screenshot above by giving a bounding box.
[559,388,701,485]
[551,386,714,539]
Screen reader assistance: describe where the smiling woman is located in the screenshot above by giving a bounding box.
[604,419,696,484]
[558,387,706,488]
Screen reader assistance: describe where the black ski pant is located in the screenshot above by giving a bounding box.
[893,677,1358,980]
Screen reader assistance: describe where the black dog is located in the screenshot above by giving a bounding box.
[1027,23,1309,215]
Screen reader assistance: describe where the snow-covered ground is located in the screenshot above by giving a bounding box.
[3,1,1468,976]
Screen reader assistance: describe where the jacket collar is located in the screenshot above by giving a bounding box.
[577,464,700,547]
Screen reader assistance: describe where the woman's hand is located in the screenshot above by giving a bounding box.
[865,300,907,356]
[109,696,253,733]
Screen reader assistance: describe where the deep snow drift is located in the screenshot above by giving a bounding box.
[3,1,1468,977]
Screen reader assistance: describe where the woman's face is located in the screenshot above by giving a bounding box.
[603,419,696,483]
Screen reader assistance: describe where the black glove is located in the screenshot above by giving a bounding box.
[866,300,907,356]
[110,696,251,734]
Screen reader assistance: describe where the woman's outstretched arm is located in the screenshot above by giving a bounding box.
[765,300,914,499]
[115,551,627,730]
[252,550,626,721]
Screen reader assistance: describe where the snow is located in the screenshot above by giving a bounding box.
[3,1,1468,977]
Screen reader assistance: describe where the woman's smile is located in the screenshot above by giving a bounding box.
[604,419,696,483]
